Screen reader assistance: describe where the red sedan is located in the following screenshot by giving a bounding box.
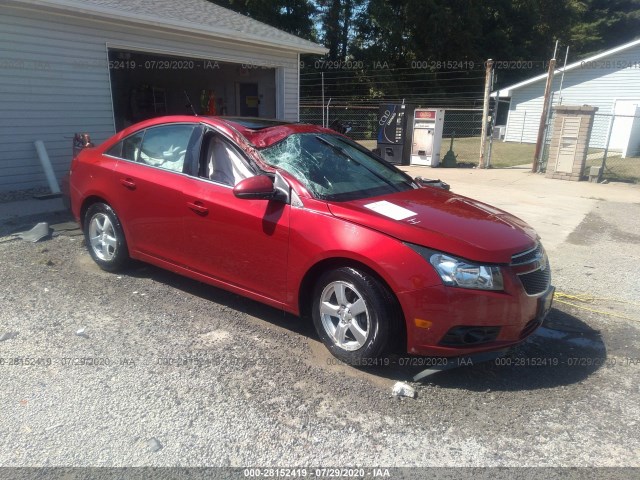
[67,116,553,364]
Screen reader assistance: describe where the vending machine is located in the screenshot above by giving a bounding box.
[410,108,445,167]
[376,103,414,165]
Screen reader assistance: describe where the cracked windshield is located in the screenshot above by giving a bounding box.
[260,134,414,201]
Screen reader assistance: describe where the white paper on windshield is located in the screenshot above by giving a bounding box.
[364,201,417,220]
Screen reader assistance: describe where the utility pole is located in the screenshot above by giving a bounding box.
[478,59,493,168]
[533,42,558,172]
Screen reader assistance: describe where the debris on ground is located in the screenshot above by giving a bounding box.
[148,437,163,452]
[45,424,64,431]
[15,222,52,243]
[0,331,19,342]
[76,327,89,338]
[392,381,417,399]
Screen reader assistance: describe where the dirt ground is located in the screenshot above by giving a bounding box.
[0,174,639,470]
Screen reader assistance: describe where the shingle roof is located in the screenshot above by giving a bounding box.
[17,0,327,54]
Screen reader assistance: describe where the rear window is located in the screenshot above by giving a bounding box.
[104,124,195,173]
[105,131,143,162]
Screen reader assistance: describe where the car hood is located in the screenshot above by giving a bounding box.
[327,187,538,264]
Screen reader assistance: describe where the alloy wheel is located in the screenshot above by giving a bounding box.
[319,280,370,351]
[88,213,118,261]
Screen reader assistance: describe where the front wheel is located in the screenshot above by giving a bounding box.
[84,202,130,272]
[312,267,395,364]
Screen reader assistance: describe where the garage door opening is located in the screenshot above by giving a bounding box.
[107,49,277,131]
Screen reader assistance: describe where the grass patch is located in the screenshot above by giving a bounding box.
[357,136,639,181]
[357,137,535,167]
[443,137,535,167]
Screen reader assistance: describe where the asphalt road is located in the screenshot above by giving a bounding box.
[0,201,639,469]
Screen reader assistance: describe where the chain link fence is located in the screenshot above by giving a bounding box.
[299,104,379,142]
[588,113,640,182]
[299,104,485,165]
[541,110,640,182]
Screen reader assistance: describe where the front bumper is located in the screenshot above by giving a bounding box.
[399,279,554,357]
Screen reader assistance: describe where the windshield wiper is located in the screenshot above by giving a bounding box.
[315,136,402,191]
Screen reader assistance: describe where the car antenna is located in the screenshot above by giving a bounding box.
[184,90,197,116]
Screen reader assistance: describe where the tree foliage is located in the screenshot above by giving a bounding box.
[209,0,640,92]
[212,0,317,40]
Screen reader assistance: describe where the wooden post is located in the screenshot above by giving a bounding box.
[533,58,556,172]
[478,59,493,168]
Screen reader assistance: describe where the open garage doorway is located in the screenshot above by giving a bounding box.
[107,48,278,131]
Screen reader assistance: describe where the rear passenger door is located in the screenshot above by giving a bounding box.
[108,123,201,266]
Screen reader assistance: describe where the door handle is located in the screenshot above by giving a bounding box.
[120,178,136,190]
[187,200,209,215]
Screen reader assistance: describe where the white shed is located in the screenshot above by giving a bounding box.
[0,0,326,192]
[495,38,640,154]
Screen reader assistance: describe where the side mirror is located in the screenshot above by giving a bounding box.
[233,175,276,200]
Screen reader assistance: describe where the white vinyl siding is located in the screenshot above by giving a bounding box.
[0,3,301,191]
[503,43,640,147]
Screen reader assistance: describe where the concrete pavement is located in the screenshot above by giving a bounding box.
[401,165,640,252]
[0,196,65,223]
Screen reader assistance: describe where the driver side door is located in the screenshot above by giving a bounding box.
[182,130,291,304]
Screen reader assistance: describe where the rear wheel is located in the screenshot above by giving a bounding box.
[84,202,129,272]
[312,267,394,364]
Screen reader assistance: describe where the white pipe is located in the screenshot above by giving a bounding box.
[557,46,570,105]
[34,140,61,194]
[321,72,325,127]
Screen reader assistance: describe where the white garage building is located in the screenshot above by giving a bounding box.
[496,38,640,155]
[0,0,326,192]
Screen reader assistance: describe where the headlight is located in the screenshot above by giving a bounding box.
[408,244,504,291]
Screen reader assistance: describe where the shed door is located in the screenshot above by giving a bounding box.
[556,117,581,173]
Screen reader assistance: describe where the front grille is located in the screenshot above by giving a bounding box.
[520,317,543,339]
[511,243,544,265]
[511,243,551,296]
[440,326,501,347]
[518,263,551,295]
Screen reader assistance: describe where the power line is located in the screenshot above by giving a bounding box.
[301,76,484,87]
[300,71,483,81]
[302,91,486,98]
[299,66,485,76]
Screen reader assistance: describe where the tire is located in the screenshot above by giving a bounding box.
[312,267,395,364]
[83,202,130,272]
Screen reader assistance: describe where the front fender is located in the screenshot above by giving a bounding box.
[287,204,442,312]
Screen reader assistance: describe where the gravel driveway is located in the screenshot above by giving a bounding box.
[0,199,639,470]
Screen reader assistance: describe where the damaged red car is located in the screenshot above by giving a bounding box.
[66,116,554,363]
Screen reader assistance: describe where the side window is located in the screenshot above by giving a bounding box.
[122,132,144,161]
[138,124,195,173]
[105,131,143,161]
[201,133,255,186]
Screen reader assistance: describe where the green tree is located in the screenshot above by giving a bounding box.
[316,0,365,60]
[569,0,640,56]
[211,0,318,40]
